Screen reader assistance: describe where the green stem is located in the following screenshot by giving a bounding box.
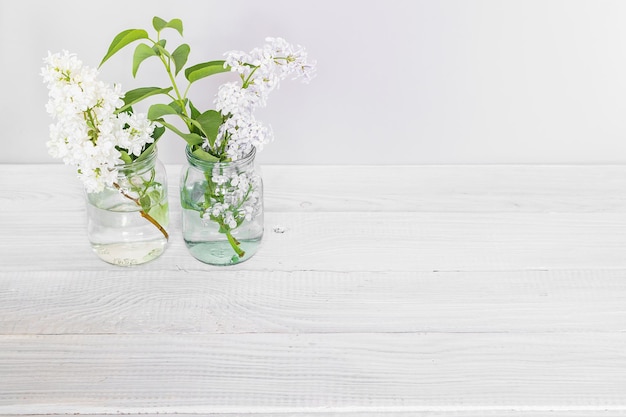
[84,109,99,144]
[234,184,253,212]
[113,183,169,240]
[161,54,185,106]
[202,171,214,210]
[203,170,245,259]
[183,83,193,100]
[151,39,192,130]
[242,65,260,88]
[225,228,245,258]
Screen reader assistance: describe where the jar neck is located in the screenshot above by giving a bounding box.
[117,147,158,176]
[185,146,256,171]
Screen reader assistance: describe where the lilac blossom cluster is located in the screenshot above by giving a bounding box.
[42,51,155,193]
[210,37,316,162]
[203,166,262,229]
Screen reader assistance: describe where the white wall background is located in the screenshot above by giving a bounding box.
[2,0,626,165]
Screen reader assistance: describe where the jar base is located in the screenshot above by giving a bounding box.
[91,239,168,266]
[185,238,261,265]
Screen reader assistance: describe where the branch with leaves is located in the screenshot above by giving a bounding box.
[99,17,230,163]
[99,16,315,258]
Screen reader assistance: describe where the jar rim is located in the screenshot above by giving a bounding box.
[185,145,256,169]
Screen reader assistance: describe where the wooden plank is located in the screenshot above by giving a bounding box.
[1,333,625,414]
[3,164,626,214]
[3,164,625,416]
[6,413,626,417]
[4,165,626,272]
[2,211,626,272]
[2,270,626,335]
[261,164,626,213]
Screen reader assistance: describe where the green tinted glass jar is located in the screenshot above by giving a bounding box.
[180,146,264,265]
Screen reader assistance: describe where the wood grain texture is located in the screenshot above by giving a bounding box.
[2,211,626,272]
[3,165,626,273]
[2,164,626,416]
[1,333,626,414]
[261,164,626,213]
[3,164,626,213]
[2,269,626,335]
[8,407,624,417]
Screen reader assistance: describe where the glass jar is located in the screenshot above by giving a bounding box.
[181,146,264,265]
[86,148,169,266]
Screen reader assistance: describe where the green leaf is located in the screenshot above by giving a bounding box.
[185,60,229,84]
[119,105,134,115]
[119,149,132,164]
[152,17,184,36]
[152,16,167,32]
[152,39,167,56]
[134,124,163,163]
[132,43,157,77]
[152,125,166,141]
[148,202,168,226]
[185,118,206,136]
[180,189,195,210]
[147,103,180,120]
[118,87,173,113]
[100,29,149,67]
[157,119,204,146]
[192,146,220,162]
[135,143,155,163]
[168,99,187,115]
[134,124,164,164]
[196,110,222,147]
[153,42,172,60]
[188,100,201,119]
[186,102,203,136]
[164,18,184,36]
[149,189,161,201]
[172,44,190,76]
[139,195,152,209]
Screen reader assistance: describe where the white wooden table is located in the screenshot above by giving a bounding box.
[1,164,626,416]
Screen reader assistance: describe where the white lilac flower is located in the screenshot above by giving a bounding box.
[214,82,261,117]
[211,38,315,161]
[42,51,155,193]
[213,114,273,161]
[202,169,262,228]
[262,37,317,83]
[116,112,156,157]
[224,50,253,78]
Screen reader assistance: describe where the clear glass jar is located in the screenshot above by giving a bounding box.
[181,146,264,265]
[86,148,169,266]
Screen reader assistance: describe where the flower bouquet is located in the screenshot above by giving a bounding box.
[42,51,169,266]
[43,16,315,265]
